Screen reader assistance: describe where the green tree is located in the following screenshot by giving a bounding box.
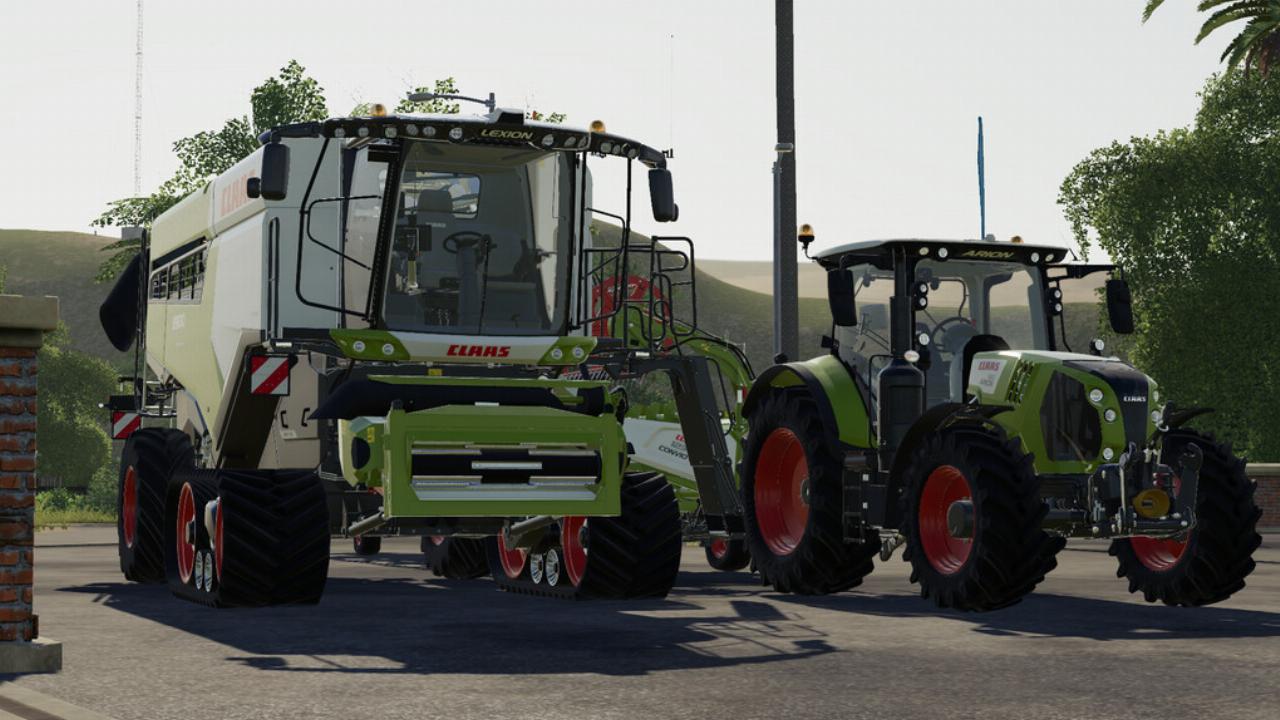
[1144,1,1280,74]
[94,60,329,281]
[35,325,117,488]
[1059,70,1280,459]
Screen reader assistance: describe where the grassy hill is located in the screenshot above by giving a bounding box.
[0,229,122,364]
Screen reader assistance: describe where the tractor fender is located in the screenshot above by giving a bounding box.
[742,356,873,454]
[887,403,1013,481]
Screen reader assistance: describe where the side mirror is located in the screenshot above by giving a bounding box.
[252,143,290,201]
[648,168,678,222]
[828,269,858,327]
[99,251,145,352]
[1105,278,1134,334]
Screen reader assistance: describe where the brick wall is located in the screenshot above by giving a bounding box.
[0,348,36,641]
[1249,465,1280,531]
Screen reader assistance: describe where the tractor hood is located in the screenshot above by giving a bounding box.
[968,350,1160,472]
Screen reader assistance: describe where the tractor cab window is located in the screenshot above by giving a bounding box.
[833,264,894,387]
[382,141,572,336]
[915,259,1049,406]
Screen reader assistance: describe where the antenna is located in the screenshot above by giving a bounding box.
[977,116,986,241]
[133,0,144,197]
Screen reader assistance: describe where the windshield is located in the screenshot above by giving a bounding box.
[380,141,573,336]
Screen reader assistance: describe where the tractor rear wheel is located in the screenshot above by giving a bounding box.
[165,468,330,607]
[1110,429,1262,606]
[421,535,489,579]
[741,392,880,594]
[118,429,193,583]
[704,538,751,571]
[901,423,1064,611]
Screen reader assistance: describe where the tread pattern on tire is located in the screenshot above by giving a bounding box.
[118,429,193,583]
[1109,429,1262,606]
[422,536,489,579]
[487,471,683,600]
[741,391,880,595]
[166,468,330,608]
[900,423,1065,611]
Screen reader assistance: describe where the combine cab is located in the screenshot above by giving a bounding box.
[101,104,746,606]
[742,237,1262,610]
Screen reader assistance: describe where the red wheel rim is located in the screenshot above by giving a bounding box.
[429,536,445,546]
[497,534,527,579]
[918,465,973,575]
[709,538,728,560]
[1131,474,1188,571]
[214,498,224,580]
[753,428,810,556]
[122,466,138,549]
[562,516,588,587]
[176,483,196,584]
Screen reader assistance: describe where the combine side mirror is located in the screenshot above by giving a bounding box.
[648,168,678,222]
[828,269,858,327]
[248,143,290,201]
[99,250,145,352]
[1105,278,1134,334]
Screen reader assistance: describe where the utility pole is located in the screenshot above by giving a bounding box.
[133,0,144,197]
[773,0,799,361]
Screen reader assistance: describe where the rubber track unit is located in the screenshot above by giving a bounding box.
[900,423,1065,611]
[165,468,330,608]
[118,429,193,583]
[486,471,683,600]
[704,538,751,571]
[1110,429,1262,606]
[741,391,881,594]
[423,536,489,579]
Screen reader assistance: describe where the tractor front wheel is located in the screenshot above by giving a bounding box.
[901,424,1064,611]
[421,535,489,579]
[741,391,880,594]
[704,538,751,572]
[1110,429,1261,606]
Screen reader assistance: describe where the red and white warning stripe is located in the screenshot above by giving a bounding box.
[249,356,291,396]
[111,411,141,440]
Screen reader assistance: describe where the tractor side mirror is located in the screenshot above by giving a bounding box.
[250,143,290,201]
[648,168,678,222]
[1105,278,1134,334]
[828,269,857,327]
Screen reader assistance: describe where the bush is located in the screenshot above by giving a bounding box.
[85,465,117,514]
[35,325,116,488]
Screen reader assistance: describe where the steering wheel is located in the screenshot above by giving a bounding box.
[930,316,978,354]
[442,231,494,255]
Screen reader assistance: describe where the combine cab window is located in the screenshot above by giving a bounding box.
[381,141,572,336]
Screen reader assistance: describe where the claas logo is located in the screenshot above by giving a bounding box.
[447,344,512,358]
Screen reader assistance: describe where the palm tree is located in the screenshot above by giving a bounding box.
[1144,0,1280,75]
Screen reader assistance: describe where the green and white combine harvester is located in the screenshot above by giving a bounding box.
[100,103,751,605]
[738,236,1262,609]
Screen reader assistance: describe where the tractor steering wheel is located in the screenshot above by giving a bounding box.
[930,316,978,354]
[442,231,494,255]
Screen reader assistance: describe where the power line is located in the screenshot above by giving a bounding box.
[133,0,144,197]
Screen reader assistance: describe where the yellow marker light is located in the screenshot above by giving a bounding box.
[1010,235,1024,244]
[798,223,815,239]
[371,103,388,117]
[590,119,607,133]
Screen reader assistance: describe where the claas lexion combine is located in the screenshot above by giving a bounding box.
[100,101,751,606]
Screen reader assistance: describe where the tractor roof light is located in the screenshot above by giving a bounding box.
[590,119,606,133]
[448,127,464,140]
[937,247,949,259]
[370,103,388,117]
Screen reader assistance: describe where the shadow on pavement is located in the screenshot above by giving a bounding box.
[58,555,834,677]
[769,588,1280,641]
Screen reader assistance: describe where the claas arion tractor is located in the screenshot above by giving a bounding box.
[99,102,747,606]
[740,237,1262,611]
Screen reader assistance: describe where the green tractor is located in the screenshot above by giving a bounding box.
[741,237,1262,611]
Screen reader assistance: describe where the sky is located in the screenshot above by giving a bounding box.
[0,1,1229,261]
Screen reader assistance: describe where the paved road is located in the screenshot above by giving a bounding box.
[3,526,1279,720]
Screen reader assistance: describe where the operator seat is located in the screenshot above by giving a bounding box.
[950,334,1011,402]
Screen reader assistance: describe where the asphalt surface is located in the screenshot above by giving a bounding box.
[3,526,1279,720]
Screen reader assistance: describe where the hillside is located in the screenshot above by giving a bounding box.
[0,229,121,363]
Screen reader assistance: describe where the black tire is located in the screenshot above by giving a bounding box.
[1109,429,1262,606]
[421,536,488,579]
[741,391,880,594]
[901,423,1064,611]
[352,535,382,556]
[118,429,193,583]
[704,538,751,571]
[165,468,330,607]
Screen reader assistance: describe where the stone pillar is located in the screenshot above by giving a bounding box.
[0,294,60,673]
